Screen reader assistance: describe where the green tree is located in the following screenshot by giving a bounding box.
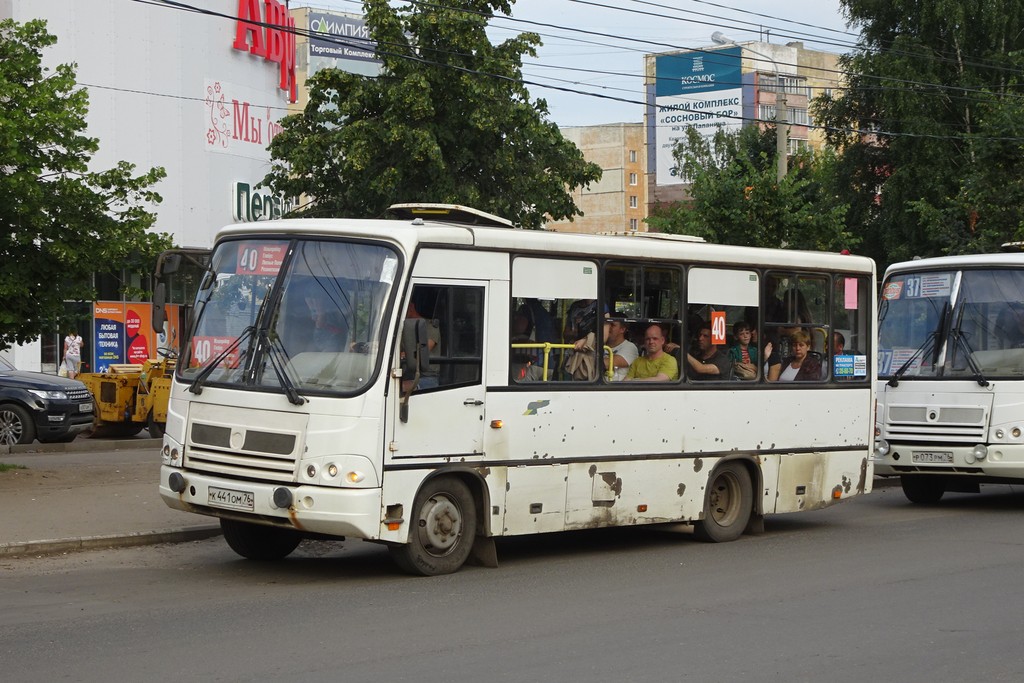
[0,18,169,348]
[814,0,1024,268]
[647,125,852,252]
[263,0,601,228]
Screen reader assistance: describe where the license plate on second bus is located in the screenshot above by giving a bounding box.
[912,451,954,464]
[208,486,255,511]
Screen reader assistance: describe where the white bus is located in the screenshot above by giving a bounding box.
[157,205,876,575]
[876,253,1024,503]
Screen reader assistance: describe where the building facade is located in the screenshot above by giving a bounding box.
[546,123,648,234]
[1,0,298,370]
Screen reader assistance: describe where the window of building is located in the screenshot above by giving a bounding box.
[629,218,639,231]
[629,195,638,209]
[629,172,637,186]
[629,150,637,163]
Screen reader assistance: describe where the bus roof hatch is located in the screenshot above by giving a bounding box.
[388,203,516,229]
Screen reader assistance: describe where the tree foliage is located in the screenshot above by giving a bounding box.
[0,18,169,349]
[813,0,1024,267]
[263,0,601,228]
[647,125,853,252]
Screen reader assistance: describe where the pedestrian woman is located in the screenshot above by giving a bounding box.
[63,328,84,380]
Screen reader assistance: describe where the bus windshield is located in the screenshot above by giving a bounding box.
[180,238,400,396]
[879,268,1024,379]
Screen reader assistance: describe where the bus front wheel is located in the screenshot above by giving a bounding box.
[390,476,477,576]
[694,462,753,543]
[221,519,302,560]
[900,475,946,504]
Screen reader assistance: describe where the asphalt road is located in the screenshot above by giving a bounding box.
[2,483,1023,683]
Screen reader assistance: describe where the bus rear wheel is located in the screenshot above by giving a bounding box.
[900,475,946,504]
[694,462,753,543]
[221,519,302,560]
[390,476,477,576]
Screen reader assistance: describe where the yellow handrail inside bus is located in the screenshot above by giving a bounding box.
[511,342,615,380]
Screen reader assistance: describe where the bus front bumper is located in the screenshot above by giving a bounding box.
[159,465,383,540]
[874,441,1024,480]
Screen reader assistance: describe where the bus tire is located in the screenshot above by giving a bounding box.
[694,462,753,543]
[900,475,945,504]
[220,519,302,560]
[390,476,477,576]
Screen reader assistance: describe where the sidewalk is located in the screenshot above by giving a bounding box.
[0,437,220,558]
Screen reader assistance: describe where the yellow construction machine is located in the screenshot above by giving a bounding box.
[78,356,175,437]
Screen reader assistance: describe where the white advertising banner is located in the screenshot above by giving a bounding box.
[654,47,743,186]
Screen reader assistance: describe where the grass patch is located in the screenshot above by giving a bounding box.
[0,463,27,472]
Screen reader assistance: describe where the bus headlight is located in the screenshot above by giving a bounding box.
[874,440,890,458]
[1013,427,1022,439]
[972,444,988,461]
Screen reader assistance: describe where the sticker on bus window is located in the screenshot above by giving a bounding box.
[235,242,287,276]
[882,281,904,300]
[711,310,727,345]
[918,273,952,298]
[190,336,241,368]
[902,273,951,299]
[834,354,867,377]
[381,255,397,284]
[844,278,858,309]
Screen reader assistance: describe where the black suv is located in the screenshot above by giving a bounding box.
[0,355,95,445]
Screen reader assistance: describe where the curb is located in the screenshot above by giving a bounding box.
[0,525,222,558]
[0,437,161,456]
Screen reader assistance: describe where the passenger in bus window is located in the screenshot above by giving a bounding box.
[400,299,440,392]
[832,331,846,356]
[625,324,679,381]
[563,298,598,344]
[727,321,758,380]
[777,329,821,381]
[686,323,732,380]
[603,314,638,381]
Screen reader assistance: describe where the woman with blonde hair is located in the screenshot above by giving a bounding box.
[778,328,821,381]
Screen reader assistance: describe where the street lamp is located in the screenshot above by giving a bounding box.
[711,32,788,181]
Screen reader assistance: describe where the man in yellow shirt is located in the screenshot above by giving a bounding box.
[625,324,679,382]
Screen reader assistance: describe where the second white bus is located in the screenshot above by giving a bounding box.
[876,253,1024,502]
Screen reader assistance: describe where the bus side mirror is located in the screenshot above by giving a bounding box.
[153,282,167,332]
[159,254,182,275]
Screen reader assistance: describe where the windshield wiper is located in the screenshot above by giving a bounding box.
[189,325,255,395]
[950,330,990,387]
[258,329,307,405]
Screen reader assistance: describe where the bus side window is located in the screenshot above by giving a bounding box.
[831,275,871,381]
[511,257,599,384]
[404,284,484,392]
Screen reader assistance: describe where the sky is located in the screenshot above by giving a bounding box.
[294,0,857,126]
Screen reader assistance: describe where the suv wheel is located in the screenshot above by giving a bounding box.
[0,404,35,446]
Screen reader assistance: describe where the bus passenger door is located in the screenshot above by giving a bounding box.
[388,280,487,459]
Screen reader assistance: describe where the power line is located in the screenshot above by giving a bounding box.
[121,0,1024,142]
